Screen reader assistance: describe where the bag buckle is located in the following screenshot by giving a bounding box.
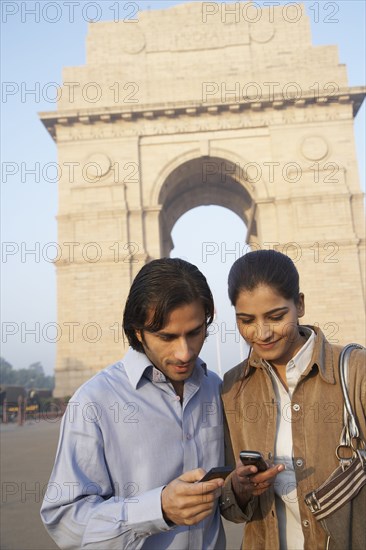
[305,491,321,513]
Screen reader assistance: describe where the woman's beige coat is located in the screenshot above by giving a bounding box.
[221,326,366,550]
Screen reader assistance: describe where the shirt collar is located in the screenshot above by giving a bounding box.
[286,326,315,376]
[122,347,208,390]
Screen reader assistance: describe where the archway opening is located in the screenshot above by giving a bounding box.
[170,205,250,377]
[158,156,258,256]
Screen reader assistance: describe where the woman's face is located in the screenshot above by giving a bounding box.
[234,284,305,369]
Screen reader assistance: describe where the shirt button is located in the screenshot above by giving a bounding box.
[293,404,300,411]
[295,458,304,468]
[186,434,192,440]
[302,520,310,527]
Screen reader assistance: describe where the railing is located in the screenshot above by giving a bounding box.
[1,397,67,426]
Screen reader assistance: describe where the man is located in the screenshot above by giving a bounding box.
[41,258,226,549]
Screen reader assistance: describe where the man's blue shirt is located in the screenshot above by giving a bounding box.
[41,348,225,549]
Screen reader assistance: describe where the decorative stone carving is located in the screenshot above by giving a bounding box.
[118,25,145,54]
[84,153,112,179]
[249,23,275,43]
[301,136,329,161]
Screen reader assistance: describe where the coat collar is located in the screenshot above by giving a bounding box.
[247,325,337,385]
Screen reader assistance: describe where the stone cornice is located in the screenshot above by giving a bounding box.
[249,238,366,249]
[257,191,366,206]
[39,86,365,140]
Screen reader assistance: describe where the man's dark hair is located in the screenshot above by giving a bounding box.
[123,258,214,352]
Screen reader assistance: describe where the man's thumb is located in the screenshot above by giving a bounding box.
[179,468,206,483]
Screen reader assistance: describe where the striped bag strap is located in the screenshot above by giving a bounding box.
[304,344,366,520]
[337,343,365,469]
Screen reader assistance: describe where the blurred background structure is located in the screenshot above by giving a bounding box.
[38,2,365,396]
[1,1,365,397]
[1,2,365,549]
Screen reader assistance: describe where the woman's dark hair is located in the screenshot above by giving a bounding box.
[123,257,214,352]
[228,249,300,306]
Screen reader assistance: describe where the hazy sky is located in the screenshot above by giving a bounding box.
[1,0,365,376]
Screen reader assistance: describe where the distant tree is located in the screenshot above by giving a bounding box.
[28,362,44,376]
[41,376,55,391]
[16,369,29,386]
[0,357,55,390]
[0,357,17,385]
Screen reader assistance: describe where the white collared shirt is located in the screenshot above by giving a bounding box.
[265,327,316,550]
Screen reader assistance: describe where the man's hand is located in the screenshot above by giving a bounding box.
[231,460,285,509]
[161,469,224,526]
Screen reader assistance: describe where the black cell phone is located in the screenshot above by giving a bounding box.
[239,451,268,472]
[199,466,233,482]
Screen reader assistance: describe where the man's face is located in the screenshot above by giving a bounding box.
[136,300,206,384]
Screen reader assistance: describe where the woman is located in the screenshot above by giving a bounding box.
[220,250,365,550]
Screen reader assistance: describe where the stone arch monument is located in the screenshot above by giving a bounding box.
[40,2,365,397]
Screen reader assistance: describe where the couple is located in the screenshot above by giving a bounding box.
[41,251,365,550]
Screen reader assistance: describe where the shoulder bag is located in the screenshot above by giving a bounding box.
[304,343,366,549]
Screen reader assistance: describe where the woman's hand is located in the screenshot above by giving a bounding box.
[231,459,285,509]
